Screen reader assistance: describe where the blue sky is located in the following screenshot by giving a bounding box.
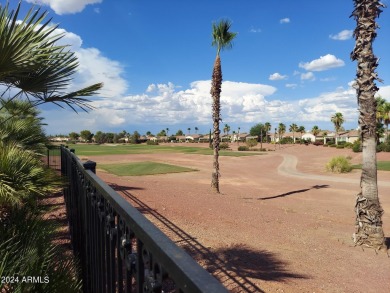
[11,0,390,135]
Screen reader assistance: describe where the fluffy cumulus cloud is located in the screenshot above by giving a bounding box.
[378,85,390,100]
[300,72,315,81]
[299,54,345,72]
[280,18,290,24]
[43,80,284,133]
[297,86,358,123]
[26,0,102,15]
[329,30,353,41]
[269,73,288,81]
[44,26,128,98]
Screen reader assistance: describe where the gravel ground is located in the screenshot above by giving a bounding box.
[79,143,390,292]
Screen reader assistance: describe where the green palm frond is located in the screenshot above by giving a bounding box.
[0,2,103,113]
[0,206,82,293]
[212,19,237,55]
[0,142,63,207]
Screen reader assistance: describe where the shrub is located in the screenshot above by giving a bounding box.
[323,144,329,147]
[336,145,345,149]
[329,144,336,147]
[344,142,353,149]
[146,140,159,145]
[313,140,324,146]
[326,156,352,173]
[246,139,258,148]
[352,141,362,152]
[220,142,230,149]
[238,146,249,151]
[280,137,294,144]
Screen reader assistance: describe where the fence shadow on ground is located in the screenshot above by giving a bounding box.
[109,183,308,293]
[257,184,329,200]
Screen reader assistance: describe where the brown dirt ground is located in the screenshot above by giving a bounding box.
[82,143,390,293]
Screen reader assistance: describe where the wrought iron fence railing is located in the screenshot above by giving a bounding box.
[60,146,227,293]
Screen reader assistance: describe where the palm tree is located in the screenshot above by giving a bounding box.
[376,97,390,141]
[0,2,103,114]
[289,123,298,143]
[298,126,305,144]
[278,123,286,142]
[195,127,199,134]
[311,126,320,144]
[166,128,169,137]
[331,112,344,145]
[187,127,191,135]
[351,0,386,249]
[210,19,237,193]
[264,122,271,142]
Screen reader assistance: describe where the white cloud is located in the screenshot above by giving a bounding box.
[297,87,357,123]
[269,73,288,81]
[42,80,281,133]
[285,83,297,89]
[280,18,290,24]
[25,0,102,15]
[42,26,128,98]
[329,30,353,40]
[299,54,345,72]
[249,27,262,33]
[377,85,390,100]
[301,72,315,81]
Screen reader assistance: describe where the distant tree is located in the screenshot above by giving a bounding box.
[376,96,390,140]
[223,124,230,135]
[166,128,169,136]
[69,132,80,141]
[105,133,115,143]
[195,127,199,134]
[249,123,265,141]
[312,125,320,137]
[146,131,152,136]
[331,112,344,145]
[298,126,305,143]
[210,19,237,193]
[94,131,106,144]
[130,131,141,144]
[176,129,184,136]
[289,123,299,143]
[264,122,271,142]
[80,130,93,142]
[278,123,286,142]
[157,129,167,137]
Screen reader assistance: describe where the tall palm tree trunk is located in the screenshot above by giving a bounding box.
[211,55,222,193]
[351,0,385,249]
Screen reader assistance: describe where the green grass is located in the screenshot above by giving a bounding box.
[98,161,197,176]
[66,143,261,157]
[352,161,390,171]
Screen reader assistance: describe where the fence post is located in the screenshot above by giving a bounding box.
[83,160,96,174]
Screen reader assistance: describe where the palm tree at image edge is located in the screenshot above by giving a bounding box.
[210,19,237,193]
[351,0,386,249]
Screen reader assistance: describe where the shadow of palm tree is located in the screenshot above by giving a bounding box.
[257,185,329,200]
[110,183,308,292]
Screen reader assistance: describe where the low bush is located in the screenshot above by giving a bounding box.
[220,142,230,149]
[246,139,258,148]
[323,144,329,147]
[313,140,324,146]
[329,144,336,147]
[377,142,390,152]
[326,156,353,173]
[352,141,362,152]
[336,145,345,149]
[146,140,159,145]
[238,146,249,151]
[344,142,353,149]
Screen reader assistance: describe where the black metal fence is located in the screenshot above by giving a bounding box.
[46,145,61,170]
[60,146,227,293]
